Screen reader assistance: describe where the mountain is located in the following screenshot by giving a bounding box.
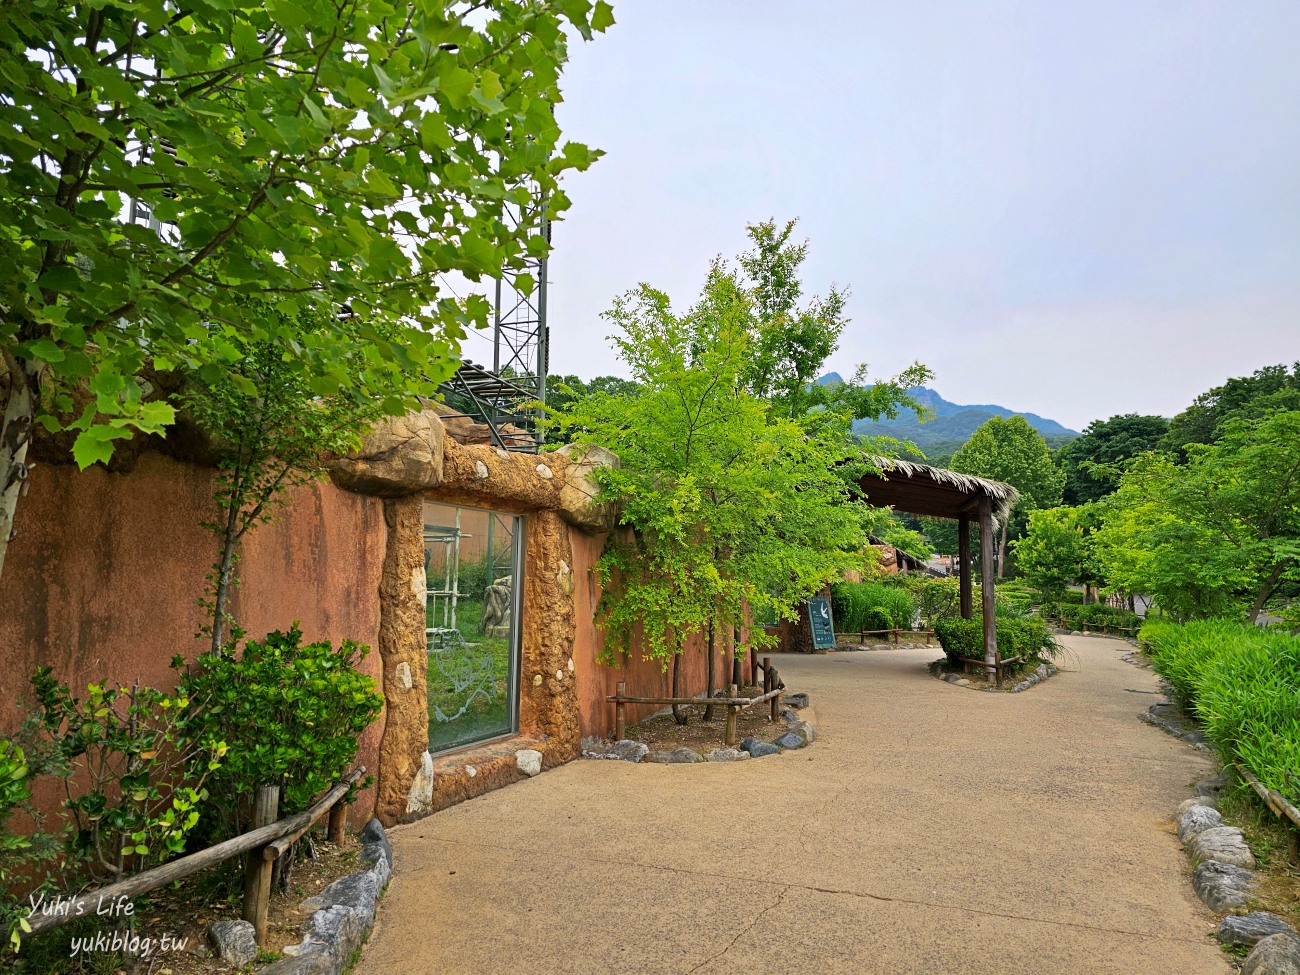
[817,373,1079,457]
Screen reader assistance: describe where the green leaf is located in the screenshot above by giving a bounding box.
[592,1,616,31]
[22,338,65,364]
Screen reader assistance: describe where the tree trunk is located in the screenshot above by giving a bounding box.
[0,353,38,583]
[732,627,742,688]
[703,620,716,722]
[996,524,1009,580]
[1248,565,1285,625]
[210,507,241,653]
[671,648,686,725]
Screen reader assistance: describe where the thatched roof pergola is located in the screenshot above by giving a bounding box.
[855,457,1019,684]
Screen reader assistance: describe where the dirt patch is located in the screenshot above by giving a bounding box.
[12,831,362,975]
[625,688,789,752]
[1218,786,1300,925]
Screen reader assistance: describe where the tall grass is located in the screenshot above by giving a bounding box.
[830,581,917,632]
[1142,619,1300,803]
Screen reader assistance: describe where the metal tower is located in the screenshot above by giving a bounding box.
[438,204,550,452]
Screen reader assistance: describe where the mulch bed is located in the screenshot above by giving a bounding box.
[625,686,787,752]
[11,830,361,975]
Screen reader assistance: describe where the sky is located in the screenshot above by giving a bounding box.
[461,1,1300,432]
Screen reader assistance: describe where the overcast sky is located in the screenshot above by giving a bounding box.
[463,1,1300,431]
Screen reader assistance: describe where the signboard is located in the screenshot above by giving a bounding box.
[807,596,837,650]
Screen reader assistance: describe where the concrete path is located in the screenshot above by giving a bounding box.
[356,635,1230,975]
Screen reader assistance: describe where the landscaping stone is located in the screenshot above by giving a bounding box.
[359,818,392,870]
[1243,934,1300,975]
[773,732,807,750]
[581,738,648,762]
[1177,804,1224,842]
[1189,826,1257,868]
[789,720,816,742]
[1140,702,1209,749]
[1178,795,1218,816]
[1219,913,1295,948]
[300,870,381,927]
[740,737,780,758]
[515,749,543,776]
[259,953,334,975]
[784,693,810,709]
[284,904,368,968]
[207,919,257,967]
[644,747,704,764]
[706,748,749,762]
[1198,772,1231,797]
[1193,860,1255,911]
[781,708,800,725]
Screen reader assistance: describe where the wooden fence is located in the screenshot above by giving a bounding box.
[25,766,365,946]
[841,628,936,646]
[608,657,786,747]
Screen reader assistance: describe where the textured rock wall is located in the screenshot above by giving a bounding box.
[374,496,430,825]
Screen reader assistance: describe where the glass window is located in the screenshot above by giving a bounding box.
[423,502,523,754]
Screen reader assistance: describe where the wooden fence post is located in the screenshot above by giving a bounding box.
[749,648,757,687]
[243,785,279,945]
[327,803,347,845]
[725,684,738,747]
[615,681,626,740]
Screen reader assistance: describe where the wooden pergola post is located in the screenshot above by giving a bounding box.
[958,513,973,619]
[979,497,997,684]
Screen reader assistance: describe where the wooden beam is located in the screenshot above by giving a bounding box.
[979,498,997,683]
[958,514,973,619]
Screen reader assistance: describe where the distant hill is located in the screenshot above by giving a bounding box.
[818,373,1079,459]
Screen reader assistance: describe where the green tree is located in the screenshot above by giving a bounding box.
[1011,506,1084,601]
[1096,411,1300,622]
[1162,362,1300,458]
[555,262,872,720]
[950,415,1065,577]
[0,0,612,578]
[1057,413,1168,505]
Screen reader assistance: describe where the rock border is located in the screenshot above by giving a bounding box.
[252,819,394,975]
[928,658,1058,693]
[579,695,817,764]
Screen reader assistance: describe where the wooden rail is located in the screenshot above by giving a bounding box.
[1236,762,1300,859]
[26,766,365,946]
[950,651,1022,688]
[610,657,786,747]
[845,628,935,645]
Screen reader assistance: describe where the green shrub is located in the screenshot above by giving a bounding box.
[830,581,917,632]
[176,625,383,833]
[934,615,1056,668]
[1144,620,1300,804]
[1041,602,1141,634]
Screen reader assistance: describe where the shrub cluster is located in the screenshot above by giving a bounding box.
[1041,602,1141,633]
[830,581,917,632]
[1142,620,1300,802]
[934,615,1056,668]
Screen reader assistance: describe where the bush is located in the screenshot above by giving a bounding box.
[934,615,1056,668]
[1041,602,1141,634]
[176,625,383,833]
[1143,620,1300,804]
[830,581,917,632]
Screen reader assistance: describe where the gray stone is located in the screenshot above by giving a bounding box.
[1189,826,1257,868]
[1243,933,1300,975]
[259,953,335,975]
[359,818,392,870]
[706,748,748,762]
[300,870,381,927]
[582,738,648,762]
[1193,860,1255,912]
[1178,804,1224,842]
[1219,913,1295,948]
[207,919,258,967]
[781,708,800,726]
[644,747,704,764]
[773,732,807,750]
[1198,772,1231,797]
[515,748,543,776]
[740,736,780,758]
[790,720,816,742]
[955,678,973,687]
[784,693,810,709]
[1035,663,1050,679]
[285,904,367,967]
[1178,795,1218,816]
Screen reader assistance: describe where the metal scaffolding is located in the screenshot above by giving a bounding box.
[438,204,550,453]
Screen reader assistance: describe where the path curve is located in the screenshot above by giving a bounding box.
[355,635,1229,975]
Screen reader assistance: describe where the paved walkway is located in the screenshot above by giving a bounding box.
[356,635,1230,975]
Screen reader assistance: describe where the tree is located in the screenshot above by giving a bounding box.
[1162,362,1300,458]
[0,0,612,579]
[1012,507,1085,602]
[542,374,642,445]
[950,415,1064,576]
[182,308,392,650]
[1056,413,1168,505]
[1095,411,1300,622]
[555,262,875,721]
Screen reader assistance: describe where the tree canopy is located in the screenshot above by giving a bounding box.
[0,0,611,577]
[1056,413,1168,505]
[1162,362,1300,458]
